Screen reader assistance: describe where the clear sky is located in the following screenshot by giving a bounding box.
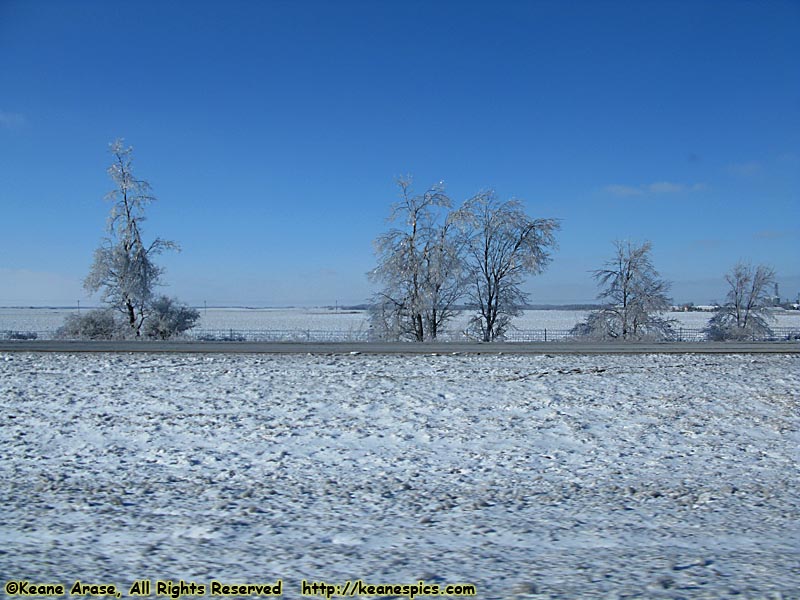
[1,0,798,307]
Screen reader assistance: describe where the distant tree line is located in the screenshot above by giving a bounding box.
[60,146,780,343]
[370,178,780,342]
[569,249,778,341]
[369,178,559,342]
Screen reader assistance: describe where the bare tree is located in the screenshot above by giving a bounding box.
[369,177,466,341]
[572,240,673,340]
[84,139,177,336]
[419,216,466,339]
[705,262,776,340]
[454,191,559,342]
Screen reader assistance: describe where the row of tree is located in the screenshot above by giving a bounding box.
[369,178,559,342]
[65,144,779,342]
[568,241,778,341]
[370,178,780,342]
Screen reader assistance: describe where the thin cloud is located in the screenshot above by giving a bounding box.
[727,161,762,176]
[0,109,26,129]
[604,184,642,197]
[754,229,797,241]
[647,181,684,193]
[691,239,723,249]
[605,181,708,198]
[779,152,799,163]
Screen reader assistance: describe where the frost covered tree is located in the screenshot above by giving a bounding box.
[84,139,177,337]
[454,192,559,342]
[705,262,775,340]
[572,240,673,340]
[369,177,466,341]
[56,309,120,340]
[143,296,200,340]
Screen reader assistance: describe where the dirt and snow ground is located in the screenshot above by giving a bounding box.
[1,352,798,599]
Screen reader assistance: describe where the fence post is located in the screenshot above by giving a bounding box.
[544,328,547,342]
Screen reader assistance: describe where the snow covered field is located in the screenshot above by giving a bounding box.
[1,352,798,598]
[2,306,800,335]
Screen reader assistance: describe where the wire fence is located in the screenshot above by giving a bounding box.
[3,326,799,343]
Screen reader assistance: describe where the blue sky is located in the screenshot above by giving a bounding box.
[1,0,798,306]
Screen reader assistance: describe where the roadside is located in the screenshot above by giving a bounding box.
[1,340,799,354]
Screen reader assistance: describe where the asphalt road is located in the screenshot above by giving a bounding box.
[1,340,798,354]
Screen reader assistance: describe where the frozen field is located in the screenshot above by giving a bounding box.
[2,306,800,335]
[1,352,798,598]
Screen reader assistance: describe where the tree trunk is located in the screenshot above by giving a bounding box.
[126,299,138,336]
[415,313,424,342]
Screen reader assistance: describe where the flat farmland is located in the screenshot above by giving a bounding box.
[2,307,799,336]
[1,351,798,598]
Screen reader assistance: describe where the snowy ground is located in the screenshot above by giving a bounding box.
[2,307,800,335]
[1,352,798,598]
